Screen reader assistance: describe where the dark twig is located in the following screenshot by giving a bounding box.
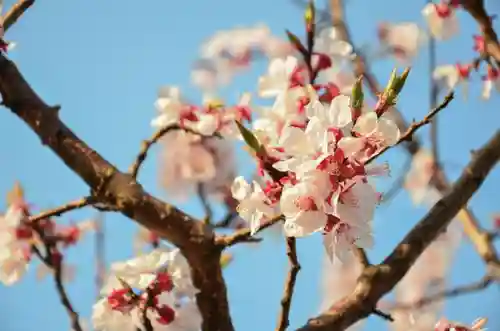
[197,183,213,224]
[29,197,93,223]
[389,275,494,310]
[427,0,440,169]
[276,237,301,331]
[216,215,284,247]
[2,0,35,32]
[28,210,83,331]
[213,211,238,228]
[129,124,218,179]
[372,308,394,322]
[365,91,454,165]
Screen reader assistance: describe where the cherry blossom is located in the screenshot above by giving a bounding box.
[314,27,354,65]
[481,67,500,100]
[422,1,460,41]
[93,248,200,331]
[404,149,443,207]
[433,63,472,99]
[435,317,487,331]
[377,22,426,64]
[0,205,30,285]
[258,56,301,98]
[231,176,275,234]
[158,130,235,200]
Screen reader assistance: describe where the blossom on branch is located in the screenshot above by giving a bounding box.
[92,248,200,331]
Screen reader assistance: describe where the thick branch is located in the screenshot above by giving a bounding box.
[0,55,234,331]
[298,129,500,330]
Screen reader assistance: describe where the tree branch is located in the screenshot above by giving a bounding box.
[276,237,301,331]
[2,0,35,32]
[462,0,500,66]
[29,197,93,223]
[389,275,494,311]
[365,91,454,165]
[298,129,500,330]
[128,124,215,179]
[216,215,284,247]
[0,54,234,331]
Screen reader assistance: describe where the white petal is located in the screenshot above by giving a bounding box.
[337,137,364,156]
[377,117,400,146]
[329,95,352,127]
[353,112,377,135]
[231,176,251,201]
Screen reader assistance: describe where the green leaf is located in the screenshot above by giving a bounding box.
[285,30,308,56]
[235,120,263,154]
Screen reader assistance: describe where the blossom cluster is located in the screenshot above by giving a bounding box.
[92,248,201,331]
[230,53,407,261]
[422,0,500,100]
[0,190,94,285]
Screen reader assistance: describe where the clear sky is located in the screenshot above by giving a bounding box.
[1,0,499,330]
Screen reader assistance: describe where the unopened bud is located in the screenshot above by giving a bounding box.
[305,0,316,31]
[393,67,411,95]
[285,30,308,56]
[384,68,398,94]
[350,75,364,109]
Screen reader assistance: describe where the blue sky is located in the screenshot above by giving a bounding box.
[1,0,499,330]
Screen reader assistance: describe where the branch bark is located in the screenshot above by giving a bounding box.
[2,0,35,31]
[298,129,500,330]
[0,54,234,331]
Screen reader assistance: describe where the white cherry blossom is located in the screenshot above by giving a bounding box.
[433,63,471,99]
[258,56,299,98]
[377,22,426,64]
[231,176,275,234]
[422,2,459,40]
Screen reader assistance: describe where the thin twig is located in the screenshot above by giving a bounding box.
[2,0,34,32]
[365,91,454,165]
[276,237,301,331]
[427,4,441,170]
[389,275,493,310]
[372,308,394,322]
[213,211,238,228]
[216,215,283,247]
[129,124,219,179]
[197,183,213,224]
[29,211,83,331]
[29,197,93,223]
